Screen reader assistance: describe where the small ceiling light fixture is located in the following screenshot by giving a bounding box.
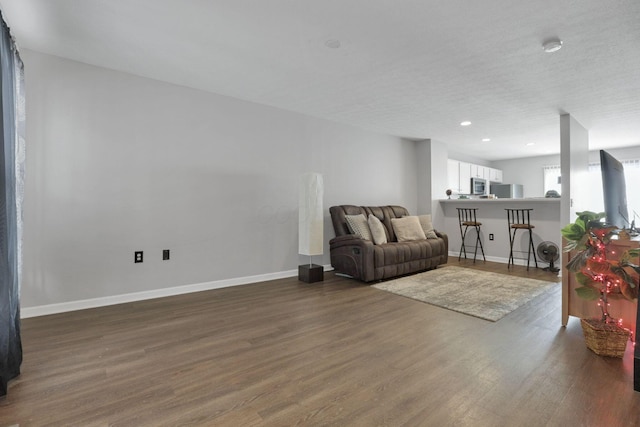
[542,38,563,53]
[526,142,536,146]
[324,39,341,49]
[482,138,491,142]
[460,121,472,126]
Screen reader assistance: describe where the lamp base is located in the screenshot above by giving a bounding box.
[298,264,324,283]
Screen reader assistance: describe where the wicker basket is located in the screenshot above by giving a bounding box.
[580,318,631,358]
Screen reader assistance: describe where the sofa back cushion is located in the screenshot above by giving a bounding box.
[330,205,368,237]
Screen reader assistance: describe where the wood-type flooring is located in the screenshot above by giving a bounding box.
[2,257,640,426]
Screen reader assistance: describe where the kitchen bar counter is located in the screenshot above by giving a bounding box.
[441,197,561,203]
[439,198,562,265]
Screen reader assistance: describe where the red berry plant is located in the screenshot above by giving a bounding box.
[562,211,639,325]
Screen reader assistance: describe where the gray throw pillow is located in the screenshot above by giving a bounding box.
[391,216,427,241]
[418,214,439,239]
[345,214,373,241]
[368,214,388,245]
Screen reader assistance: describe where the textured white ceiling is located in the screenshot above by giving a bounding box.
[1,0,639,160]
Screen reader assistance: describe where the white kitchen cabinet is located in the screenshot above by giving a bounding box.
[447,159,472,194]
[488,167,503,183]
[447,159,460,192]
[482,166,491,180]
[448,159,503,194]
[470,164,503,182]
[470,164,484,178]
[459,161,471,194]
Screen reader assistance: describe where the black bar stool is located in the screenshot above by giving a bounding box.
[506,208,538,270]
[456,208,486,263]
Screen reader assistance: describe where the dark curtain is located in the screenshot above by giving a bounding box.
[0,12,24,398]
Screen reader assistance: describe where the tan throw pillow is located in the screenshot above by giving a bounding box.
[345,214,373,241]
[368,214,388,245]
[418,214,438,239]
[391,216,426,241]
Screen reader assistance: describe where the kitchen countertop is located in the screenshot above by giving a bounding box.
[439,196,562,263]
[440,197,561,203]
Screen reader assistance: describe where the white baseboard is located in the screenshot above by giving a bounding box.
[21,264,333,319]
[22,255,560,319]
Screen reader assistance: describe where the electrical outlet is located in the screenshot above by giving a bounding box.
[163,249,170,260]
[135,251,143,263]
[489,234,494,241]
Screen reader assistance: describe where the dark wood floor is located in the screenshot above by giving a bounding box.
[2,258,640,426]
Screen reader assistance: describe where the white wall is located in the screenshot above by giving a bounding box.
[589,146,640,163]
[491,154,559,198]
[447,149,491,167]
[415,140,448,229]
[561,114,590,222]
[22,50,418,312]
[491,146,640,200]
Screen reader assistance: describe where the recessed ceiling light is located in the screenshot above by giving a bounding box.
[482,138,491,142]
[324,39,341,49]
[542,39,563,53]
[460,121,472,126]
[526,142,536,146]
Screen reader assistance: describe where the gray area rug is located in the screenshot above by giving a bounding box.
[372,266,558,321]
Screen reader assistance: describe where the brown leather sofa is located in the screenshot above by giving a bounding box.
[329,205,448,282]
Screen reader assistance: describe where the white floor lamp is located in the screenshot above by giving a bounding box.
[298,172,324,283]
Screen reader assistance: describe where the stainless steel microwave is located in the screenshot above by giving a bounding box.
[471,177,486,195]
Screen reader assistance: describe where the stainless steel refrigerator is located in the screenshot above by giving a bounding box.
[490,184,524,199]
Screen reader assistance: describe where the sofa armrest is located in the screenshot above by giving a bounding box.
[435,230,448,241]
[435,231,449,258]
[329,235,376,282]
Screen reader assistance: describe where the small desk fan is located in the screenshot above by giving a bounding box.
[537,241,560,273]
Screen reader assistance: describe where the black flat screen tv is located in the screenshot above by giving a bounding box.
[600,149,629,229]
